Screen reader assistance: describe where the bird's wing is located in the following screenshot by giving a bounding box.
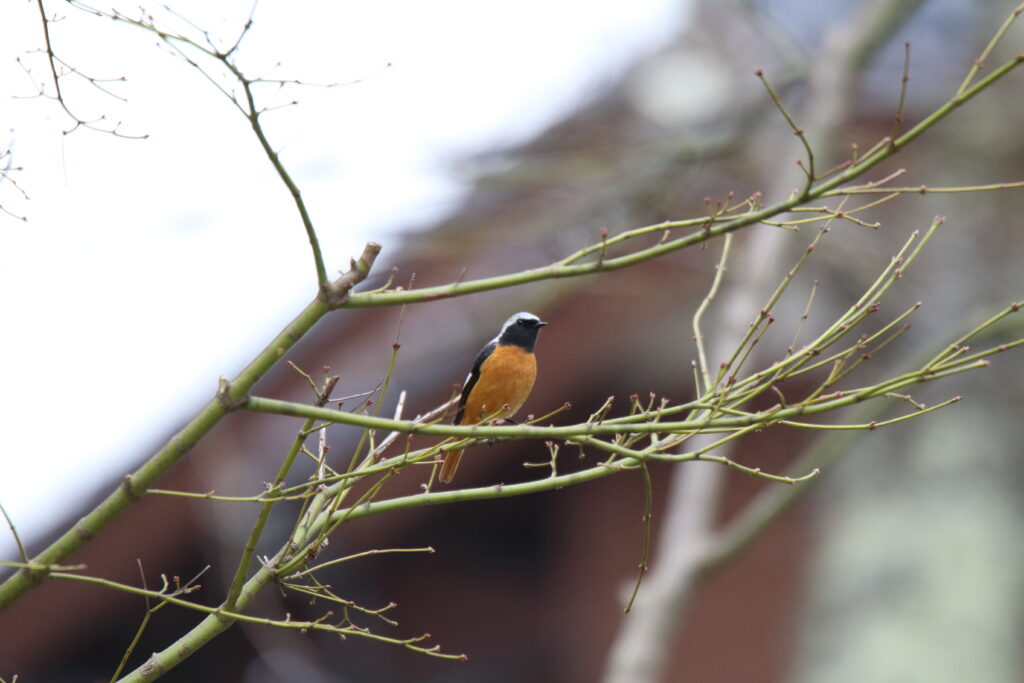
[455,341,496,424]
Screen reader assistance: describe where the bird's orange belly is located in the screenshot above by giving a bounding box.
[461,345,537,425]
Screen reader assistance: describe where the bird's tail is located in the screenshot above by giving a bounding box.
[439,449,463,484]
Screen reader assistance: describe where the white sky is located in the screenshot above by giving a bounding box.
[0,1,688,559]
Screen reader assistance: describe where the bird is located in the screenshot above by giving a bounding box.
[439,312,548,484]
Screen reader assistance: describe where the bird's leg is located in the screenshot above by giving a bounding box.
[486,405,515,447]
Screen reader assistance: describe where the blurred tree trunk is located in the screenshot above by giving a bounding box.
[604,1,928,680]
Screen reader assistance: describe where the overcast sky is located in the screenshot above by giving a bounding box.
[0,1,689,560]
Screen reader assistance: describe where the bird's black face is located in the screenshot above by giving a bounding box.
[498,314,548,351]
[514,316,547,330]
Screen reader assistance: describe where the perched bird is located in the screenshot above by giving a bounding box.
[439,312,548,484]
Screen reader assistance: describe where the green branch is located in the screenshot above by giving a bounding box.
[240,78,329,292]
[241,352,985,440]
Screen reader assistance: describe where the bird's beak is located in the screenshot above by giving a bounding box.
[537,320,549,327]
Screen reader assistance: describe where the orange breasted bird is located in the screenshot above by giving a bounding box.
[439,312,548,484]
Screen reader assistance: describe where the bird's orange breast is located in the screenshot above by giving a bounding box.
[461,344,537,425]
